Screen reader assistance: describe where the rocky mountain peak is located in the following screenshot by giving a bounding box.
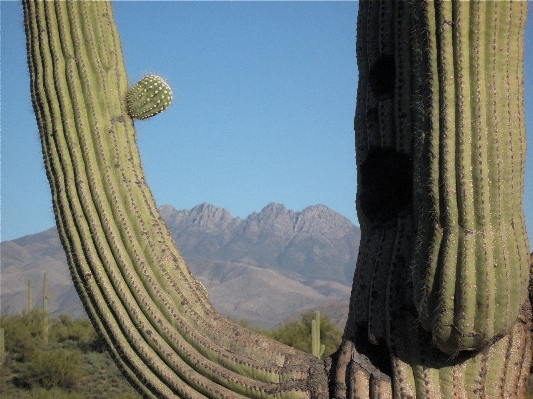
[189,203,234,226]
[160,202,237,234]
[2,203,359,327]
[295,204,354,236]
[253,203,297,234]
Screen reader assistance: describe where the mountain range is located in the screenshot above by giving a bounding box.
[1,203,360,328]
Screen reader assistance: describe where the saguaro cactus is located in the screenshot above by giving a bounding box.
[311,312,325,359]
[23,1,530,398]
[22,2,327,398]
[336,1,531,397]
[0,328,4,366]
[27,279,33,312]
[43,273,49,345]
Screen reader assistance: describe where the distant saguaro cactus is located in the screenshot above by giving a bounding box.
[43,273,49,345]
[0,328,4,366]
[23,1,530,398]
[27,279,33,312]
[311,312,325,359]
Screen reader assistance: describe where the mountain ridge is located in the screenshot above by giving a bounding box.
[161,202,359,285]
[1,203,359,328]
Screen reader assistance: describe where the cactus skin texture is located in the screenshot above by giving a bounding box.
[23,1,531,398]
[410,0,530,356]
[126,74,173,120]
[22,2,328,398]
[336,1,531,398]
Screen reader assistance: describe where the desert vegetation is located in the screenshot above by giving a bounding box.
[0,310,342,398]
[0,310,140,398]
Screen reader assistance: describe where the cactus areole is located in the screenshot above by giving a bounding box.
[23,1,530,399]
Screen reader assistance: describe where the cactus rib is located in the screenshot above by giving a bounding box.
[22,1,328,398]
[411,0,530,355]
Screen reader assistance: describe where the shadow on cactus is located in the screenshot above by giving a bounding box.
[358,147,413,228]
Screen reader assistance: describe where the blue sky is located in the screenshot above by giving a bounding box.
[1,1,533,249]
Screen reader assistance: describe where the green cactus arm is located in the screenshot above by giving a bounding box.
[22,2,329,398]
[126,74,173,120]
[344,0,529,356]
[411,0,530,355]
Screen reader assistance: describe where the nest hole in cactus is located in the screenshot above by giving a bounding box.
[369,54,395,101]
[366,107,379,125]
[359,147,413,227]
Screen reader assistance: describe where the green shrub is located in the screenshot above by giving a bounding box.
[28,388,86,399]
[17,349,82,390]
[0,311,47,361]
[49,315,104,352]
[110,393,142,399]
[79,351,142,398]
[0,388,87,399]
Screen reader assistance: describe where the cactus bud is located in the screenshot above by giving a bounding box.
[126,74,172,120]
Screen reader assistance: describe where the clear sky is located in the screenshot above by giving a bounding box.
[1,1,533,249]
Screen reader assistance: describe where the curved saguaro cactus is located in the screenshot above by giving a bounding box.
[23,1,531,398]
[22,2,327,398]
